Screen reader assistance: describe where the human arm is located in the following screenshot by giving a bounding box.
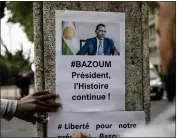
[76,40,89,55]
[110,39,120,56]
[1,91,61,122]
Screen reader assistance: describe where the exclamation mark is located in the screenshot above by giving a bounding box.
[108,93,110,100]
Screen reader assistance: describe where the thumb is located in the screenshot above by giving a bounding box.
[72,132,81,138]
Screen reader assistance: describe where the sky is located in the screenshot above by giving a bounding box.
[1,8,34,62]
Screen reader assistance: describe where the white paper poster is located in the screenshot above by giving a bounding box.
[47,11,145,138]
[47,10,145,138]
[48,111,145,137]
[55,10,125,112]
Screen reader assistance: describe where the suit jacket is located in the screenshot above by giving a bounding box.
[76,37,120,55]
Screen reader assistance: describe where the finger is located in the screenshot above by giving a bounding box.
[81,133,92,138]
[37,93,59,100]
[36,100,62,108]
[32,91,50,96]
[72,132,81,138]
[36,105,60,113]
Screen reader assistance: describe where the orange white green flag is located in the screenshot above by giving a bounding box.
[62,21,80,55]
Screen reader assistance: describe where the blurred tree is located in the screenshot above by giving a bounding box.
[148,2,160,14]
[0,2,33,86]
[6,2,33,42]
[0,1,6,18]
[0,39,32,85]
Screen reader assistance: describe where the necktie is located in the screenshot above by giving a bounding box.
[97,40,103,55]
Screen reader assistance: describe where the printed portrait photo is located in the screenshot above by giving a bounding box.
[61,21,120,56]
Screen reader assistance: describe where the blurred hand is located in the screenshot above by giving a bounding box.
[14,91,61,123]
[114,49,119,55]
[72,132,92,138]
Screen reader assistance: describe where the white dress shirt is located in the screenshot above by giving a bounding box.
[96,38,104,55]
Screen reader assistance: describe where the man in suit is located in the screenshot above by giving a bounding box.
[76,24,120,55]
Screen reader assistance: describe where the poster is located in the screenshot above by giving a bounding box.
[48,111,145,137]
[55,10,125,112]
[48,10,145,138]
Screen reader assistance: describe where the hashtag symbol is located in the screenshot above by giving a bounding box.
[71,61,75,68]
[58,124,62,129]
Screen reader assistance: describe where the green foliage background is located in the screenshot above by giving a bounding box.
[6,2,33,42]
[0,43,33,85]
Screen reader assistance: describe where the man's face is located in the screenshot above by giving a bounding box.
[96,26,106,40]
[156,2,176,101]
